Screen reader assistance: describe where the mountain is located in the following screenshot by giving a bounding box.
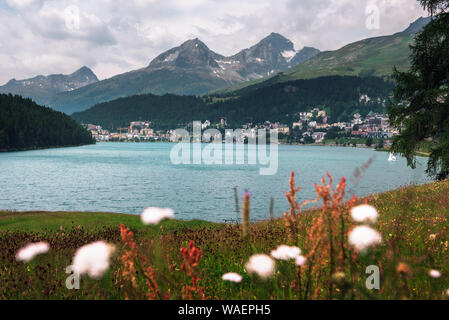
[226,32,297,79]
[71,75,393,130]
[280,16,433,82]
[290,47,321,66]
[217,16,432,96]
[403,16,433,34]
[46,34,319,114]
[0,94,94,151]
[0,66,98,105]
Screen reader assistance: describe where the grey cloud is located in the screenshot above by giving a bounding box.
[0,0,426,84]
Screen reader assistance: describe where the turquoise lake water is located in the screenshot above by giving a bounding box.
[0,143,430,222]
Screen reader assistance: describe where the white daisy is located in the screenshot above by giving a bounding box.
[245,254,275,279]
[429,269,441,278]
[350,204,379,223]
[141,207,175,225]
[16,242,50,262]
[295,255,307,266]
[222,272,243,283]
[270,245,301,261]
[348,225,382,252]
[72,241,115,279]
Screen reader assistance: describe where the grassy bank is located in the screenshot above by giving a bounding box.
[1,178,449,300]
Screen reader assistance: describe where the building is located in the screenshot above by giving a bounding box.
[277,125,290,135]
[312,132,326,143]
[292,122,302,129]
[202,120,211,130]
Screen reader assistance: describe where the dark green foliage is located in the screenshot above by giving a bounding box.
[388,6,449,180]
[72,94,207,131]
[0,94,94,151]
[419,0,449,14]
[72,76,393,130]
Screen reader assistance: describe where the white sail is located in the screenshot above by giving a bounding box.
[388,153,397,162]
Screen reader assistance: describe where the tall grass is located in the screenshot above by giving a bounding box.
[1,174,449,300]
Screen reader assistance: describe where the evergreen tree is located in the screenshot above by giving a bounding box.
[388,1,449,179]
[0,94,94,151]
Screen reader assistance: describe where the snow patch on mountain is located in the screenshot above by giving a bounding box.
[282,50,296,62]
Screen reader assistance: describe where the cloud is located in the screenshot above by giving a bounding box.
[0,0,427,84]
[6,0,43,10]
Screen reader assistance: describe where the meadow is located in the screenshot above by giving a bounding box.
[1,173,449,300]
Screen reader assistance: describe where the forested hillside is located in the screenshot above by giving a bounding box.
[0,94,94,151]
[72,76,394,130]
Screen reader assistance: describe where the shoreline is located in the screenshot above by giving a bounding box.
[0,178,436,224]
[0,181,440,231]
[0,142,96,153]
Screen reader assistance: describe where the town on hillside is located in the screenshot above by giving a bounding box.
[85,108,398,148]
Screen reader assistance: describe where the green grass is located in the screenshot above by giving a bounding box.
[1,179,449,300]
[282,33,412,81]
[0,211,215,233]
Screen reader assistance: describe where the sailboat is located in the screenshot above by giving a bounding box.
[388,153,398,162]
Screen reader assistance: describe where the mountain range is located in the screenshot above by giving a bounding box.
[0,33,319,115]
[47,33,320,114]
[0,66,98,105]
[0,16,431,115]
[214,17,433,96]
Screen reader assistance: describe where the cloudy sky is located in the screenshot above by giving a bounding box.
[0,0,427,84]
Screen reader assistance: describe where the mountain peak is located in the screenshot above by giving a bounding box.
[266,32,288,39]
[71,66,98,80]
[403,16,433,34]
[258,32,294,51]
[290,47,320,66]
[181,38,205,46]
[76,66,93,73]
[148,38,222,70]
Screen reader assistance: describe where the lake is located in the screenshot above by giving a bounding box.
[0,143,430,222]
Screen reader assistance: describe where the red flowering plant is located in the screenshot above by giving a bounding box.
[180,241,205,300]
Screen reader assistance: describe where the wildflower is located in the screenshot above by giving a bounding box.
[429,234,437,241]
[396,263,411,276]
[72,241,115,279]
[350,204,378,223]
[429,269,441,278]
[242,191,250,238]
[331,272,347,286]
[270,245,301,261]
[141,207,175,225]
[295,255,307,266]
[180,241,205,300]
[16,242,50,262]
[245,254,275,279]
[222,272,242,283]
[348,225,382,252]
[120,224,138,289]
